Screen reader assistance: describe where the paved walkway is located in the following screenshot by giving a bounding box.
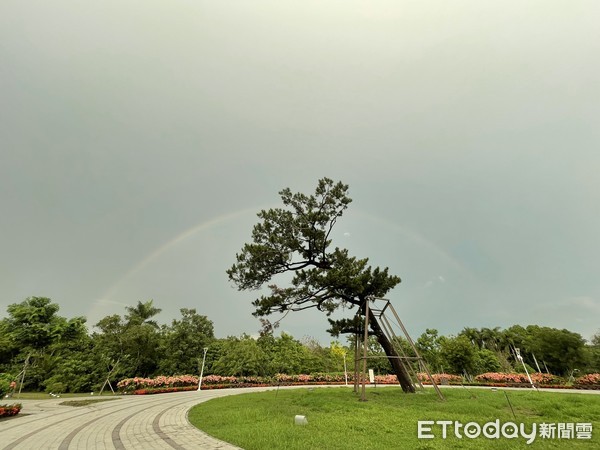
[0,387,279,450]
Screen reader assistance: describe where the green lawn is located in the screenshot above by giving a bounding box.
[188,387,600,449]
[59,398,120,407]
[7,392,119,400]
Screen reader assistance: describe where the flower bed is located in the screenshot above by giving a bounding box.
[133,386,198,395]
[0,404,22,418]
[572,373,600,390]
[474,372,563,385]
[118,375,200,393]
[417,373,463,385]
[118,372,600,395]
[201,383,271,390]
[119,373,377,394]
[574,373,600,387]
[530,373,563,385]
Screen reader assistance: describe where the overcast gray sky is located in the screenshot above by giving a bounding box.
[1,1,599,344]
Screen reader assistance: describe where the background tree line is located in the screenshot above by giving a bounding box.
[1,297,599,393]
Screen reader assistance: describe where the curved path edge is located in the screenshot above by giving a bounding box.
[2,385,598,449]
[0,387,282,449]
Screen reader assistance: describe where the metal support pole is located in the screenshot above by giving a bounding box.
[343,353,348,386]
[354,330,360,393]
[531,353,542,374]
[514,348,536,389]
[360,299,370,402]
[17,354,30,399]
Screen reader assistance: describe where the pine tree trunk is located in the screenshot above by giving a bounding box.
[368,310,416,393]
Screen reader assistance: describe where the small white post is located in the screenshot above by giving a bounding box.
[197,347,208,391]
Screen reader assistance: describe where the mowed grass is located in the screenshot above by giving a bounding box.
[8,392,119,400]
[188,387,600,449]
[59,398,120,407]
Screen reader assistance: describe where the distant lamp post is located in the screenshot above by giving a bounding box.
[197,347,209,391]
[343,352,348,386]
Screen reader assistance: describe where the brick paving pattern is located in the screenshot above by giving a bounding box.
[0,387,276,449]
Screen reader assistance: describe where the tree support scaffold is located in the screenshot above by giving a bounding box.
[354,298,444,401]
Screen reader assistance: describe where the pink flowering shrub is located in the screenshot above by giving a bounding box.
[475,372,529,384]
[274,374,294,383]
[117,375,199,392]
[530,373,562,385]
[417,373,463,384]
[310,373,336,382]
[373,374,398,384]
[119,370,581,395]
[475,372,562,385]
[202,375,237,385]
[134,386,197,395]
[237,376,268,385]
[297,374,314,383]
[574,373,600,386]
[274,373,315,384]
[275,373,354,384]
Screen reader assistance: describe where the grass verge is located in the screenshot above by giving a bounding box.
[59,398,120,407]
[8,392,119,400]
[188,387,600,449]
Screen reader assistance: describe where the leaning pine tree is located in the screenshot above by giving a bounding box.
[227,178,415,393]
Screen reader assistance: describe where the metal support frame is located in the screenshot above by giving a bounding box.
[16,353,31,399]
[99,359,120,396]
[355,298,444,401]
